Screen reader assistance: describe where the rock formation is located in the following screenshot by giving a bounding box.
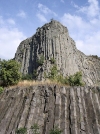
[14,19,100,85]
[0,85,100,134]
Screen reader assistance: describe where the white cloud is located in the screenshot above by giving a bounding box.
[17,10,26,18]
[36,13,47,23]
[73,0,100,17]
[71,1,79,8]
[38,3,57,16]
[61,13,91,35]
[7,18,15,25]
[0,17,26,59]
[61,11,100,56]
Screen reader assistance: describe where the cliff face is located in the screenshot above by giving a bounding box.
[0,85,100,134]
[14,20,100,85]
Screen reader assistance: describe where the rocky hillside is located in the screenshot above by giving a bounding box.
[0,85,100,134]
[14,19,100,86]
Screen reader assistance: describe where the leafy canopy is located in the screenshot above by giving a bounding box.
[0,59,21,86]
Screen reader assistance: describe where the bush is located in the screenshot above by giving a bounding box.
[16,127,27,134]
[0,87,4,94]
[48,66,84,86]
[37,55,44,66]
[21,74,33,80]
[33,70,38,79]
[31,123,40,134]
[68,71,84,86]
[49,126,62,134]
[49,65,58,80]
[50,58,56,64]
[0,59,21,86]
[57,74,65,84]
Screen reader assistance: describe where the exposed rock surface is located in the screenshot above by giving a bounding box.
[14,19,100,85]
[0,85,100,134]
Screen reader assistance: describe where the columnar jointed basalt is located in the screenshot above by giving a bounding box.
[14,19,100,86]
[0,85,100,134]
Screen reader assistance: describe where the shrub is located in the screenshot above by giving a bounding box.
[33,70,38,79]
[31,123,40,134]
[37,55,44,66]
[0,59,21,86]
[49,126,62,134]
[68,71,84,86]
[50,58,56,64]
[21,74,33,80]
[49,65,58,80]
[16,127,27,134]
[44,72,47,79]
[0,87,4,94]
[57,74,65,84]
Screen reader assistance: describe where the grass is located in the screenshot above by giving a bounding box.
[8,79,69,89]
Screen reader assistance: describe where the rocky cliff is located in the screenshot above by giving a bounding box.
[14,19,100,86]
[0,85,100,134]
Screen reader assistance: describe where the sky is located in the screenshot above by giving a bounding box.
[0,0,100,59]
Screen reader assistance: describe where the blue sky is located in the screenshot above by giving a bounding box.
[0,0,100,59]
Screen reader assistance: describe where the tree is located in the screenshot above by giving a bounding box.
[0,59,21,86]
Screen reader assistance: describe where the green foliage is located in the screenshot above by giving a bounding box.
[48,65,84,86]
[21,74,33,80]
[68,71,84,86]
[16,127,27,134]
[44,72,47,79]
[33,70,38,79]
[37,55,44,66]
[31,123,40,134]
[49,65,58,80]
[0,59,21,86]
[49,126,62,134]
[57,75,68,85]
[0,87,4,94]
[50,57,56,64]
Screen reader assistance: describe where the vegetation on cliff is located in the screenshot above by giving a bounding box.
[0,57,84,89]
[16,124,62,134]
[0,59,21,86]
[48,65,84,86]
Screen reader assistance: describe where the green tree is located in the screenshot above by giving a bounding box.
[16,127,27,134]
[49,126,62,134]
[31,123,40,134]
[0,59,21,86]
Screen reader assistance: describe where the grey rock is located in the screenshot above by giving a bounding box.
[0,85,100,134]
[14,19,100,86]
